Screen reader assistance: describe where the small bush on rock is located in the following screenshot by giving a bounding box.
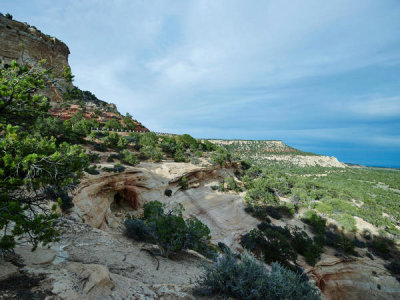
[180,176,189,190]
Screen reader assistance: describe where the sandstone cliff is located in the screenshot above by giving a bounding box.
[0,13,149,132]
[0,14,69,79]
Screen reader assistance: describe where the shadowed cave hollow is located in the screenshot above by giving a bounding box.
[110,188,140,212]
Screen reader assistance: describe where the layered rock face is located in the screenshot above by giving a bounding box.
[307,255,400,300]
[0,14,69,79]
[72,162,258,248]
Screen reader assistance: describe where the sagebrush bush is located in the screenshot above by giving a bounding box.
[196,250,321,300]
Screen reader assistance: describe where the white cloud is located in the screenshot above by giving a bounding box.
[347,97,400,118]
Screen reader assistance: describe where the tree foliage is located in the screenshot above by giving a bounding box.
[0,60,50,130]
[0,125,88,250]
[0,61,89,251]
[124,200,214,258]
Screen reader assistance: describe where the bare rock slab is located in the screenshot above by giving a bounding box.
[15,246,56,266]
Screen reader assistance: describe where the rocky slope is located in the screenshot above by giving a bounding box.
[1,160,400,299]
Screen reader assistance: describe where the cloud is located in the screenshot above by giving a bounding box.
[347,97,400,118]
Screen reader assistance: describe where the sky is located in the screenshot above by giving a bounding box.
[2,0,400,167]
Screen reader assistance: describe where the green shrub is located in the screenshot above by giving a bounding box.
[177,134,198,149]
[224,176,241,192]
[88,152,100,163]
[241,228,297,268]
[244,204,273,221]
[124,218,151,241]
[385,261,400,276]
[139,132,158,147]
[174,148,187,162]
[104,163,125,173]
[184,217,215,258]
[102,132,120,148]
[119,149,138,166]
[125,201,214,258]
[303,211,326,235]
[62,66,74,82]
[160,136,177,154]
[140,145,163,162]
[104,119,123,130]
[85,165,100,175]
[196,250,321,300]
[143,201,165,220]
[148,213,187,257]
[93,142,107,152]
[335,213,357,232]
[330,232,354,255]
[180,176,189,190]
[211,147,231,166]
[291,227,323,266]
[370,236,394,258]
[5,13,13,19]
[202,140,217,151]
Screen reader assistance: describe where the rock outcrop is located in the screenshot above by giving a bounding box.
[306,254,400,300]
[72,161,258,248]
[0,14,69,79]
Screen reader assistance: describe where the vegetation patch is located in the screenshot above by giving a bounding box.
[124,201,216,258]
[196,250,321,300]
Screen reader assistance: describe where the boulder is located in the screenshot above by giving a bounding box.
[66,263,115,299]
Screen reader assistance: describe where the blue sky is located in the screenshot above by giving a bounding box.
[2,0,400,167]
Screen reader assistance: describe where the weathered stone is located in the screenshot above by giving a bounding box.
[66,263,115,299]
[0,261,19,281]
[15,246,56,266]
[306,254,400,300]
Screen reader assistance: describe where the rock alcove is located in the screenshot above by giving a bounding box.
[110,188,140,212]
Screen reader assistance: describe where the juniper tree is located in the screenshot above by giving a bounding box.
[0,61,89,251]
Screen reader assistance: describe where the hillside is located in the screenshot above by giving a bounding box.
[0,13,149,132]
